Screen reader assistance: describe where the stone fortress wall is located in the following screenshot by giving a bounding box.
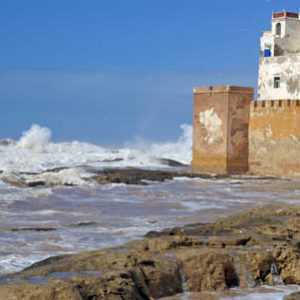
[249,99,300,177]
[192,12,300,177]
[192,86,252,175]
[192,86,300,177]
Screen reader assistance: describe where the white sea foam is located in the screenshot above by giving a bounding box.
[223,293,284,300]
[17,124,51,151]
[222,285,300,300]
[0,254,49,274]
[125,124,192,166]
[181,201,226,211]
[30,168,94,186]
[0,184,53,203]
[0,124,192,187]
[141,124,192,165]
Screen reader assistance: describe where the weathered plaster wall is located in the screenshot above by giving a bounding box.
[193,87,228,174]
[249,100,300,177]
[272,18,300,54]
[192,86,253,175]
[258,54,300,100]
[260,31,274,54]
[261,17,300,57]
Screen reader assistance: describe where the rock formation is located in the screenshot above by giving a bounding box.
[1,204,300,299]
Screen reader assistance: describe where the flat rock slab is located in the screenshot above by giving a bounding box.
[2,204,300,299]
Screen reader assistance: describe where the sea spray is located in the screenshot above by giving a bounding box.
[17,124,52,151]
[128,124,192,165]
[0,124,192,175]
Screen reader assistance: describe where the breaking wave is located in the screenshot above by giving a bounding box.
[17,124,51,151]
[0,124,192,186]
[133,124,192,165]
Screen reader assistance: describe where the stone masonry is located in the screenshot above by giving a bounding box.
[192,86,253,175]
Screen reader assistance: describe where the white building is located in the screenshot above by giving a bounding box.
[258,11,300,100]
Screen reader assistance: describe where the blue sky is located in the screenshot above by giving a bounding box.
[0,0,298,144]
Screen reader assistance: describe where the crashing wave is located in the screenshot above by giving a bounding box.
[17,124,51,151]
[0,124,192,187]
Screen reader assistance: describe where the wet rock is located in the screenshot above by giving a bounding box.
[0,139,15,146]
[42,167,70,173]
[91,167,228,185]
[273,246,300,284]
[9,227,57,232]
[26,180,47,187]
[0,282,83,300]
[1,167,223,188]
[207,235,251,247]
[69,222,99,228]
[285,292,300,300]
[92,168,180,185]
[101,158,123,163]
[284,292,300,300]
[177,249,239,291]
[1,176,29,188]
[156,158,187,167]
[3,205,300,299]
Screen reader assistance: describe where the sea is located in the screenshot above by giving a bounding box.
[1,124,300,299]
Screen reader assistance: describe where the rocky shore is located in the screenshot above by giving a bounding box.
[1,204,300,299]
[0,166,227,188]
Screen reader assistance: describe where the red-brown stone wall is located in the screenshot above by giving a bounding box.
[193,87,229,174]
[227,93,252,174]
[192,86,253,175]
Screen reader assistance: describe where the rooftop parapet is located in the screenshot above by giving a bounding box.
[193,85,254,95]
[272,11,299,19]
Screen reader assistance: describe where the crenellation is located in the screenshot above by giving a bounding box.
[251,99,300,111]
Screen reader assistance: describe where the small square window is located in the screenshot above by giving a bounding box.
[274,77,281,89]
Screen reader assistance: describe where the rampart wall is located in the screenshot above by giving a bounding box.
[192,86,300,177]
[249,100,300,177]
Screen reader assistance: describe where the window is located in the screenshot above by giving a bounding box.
[276,23,282,36]
[264,49,271,57]
[274,44,284,56]
[274,76,281,89]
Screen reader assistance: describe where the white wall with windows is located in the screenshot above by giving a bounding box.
[258,14,300,100]
[258,55,300,100]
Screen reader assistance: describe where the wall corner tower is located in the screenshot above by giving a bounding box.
[192,86,253,175]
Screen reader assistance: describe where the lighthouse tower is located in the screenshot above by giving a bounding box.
[258,11,300,100]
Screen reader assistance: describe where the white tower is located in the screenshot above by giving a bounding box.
[258,11,300,100]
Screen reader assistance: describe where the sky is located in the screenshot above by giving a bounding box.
[0,0,299,145]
